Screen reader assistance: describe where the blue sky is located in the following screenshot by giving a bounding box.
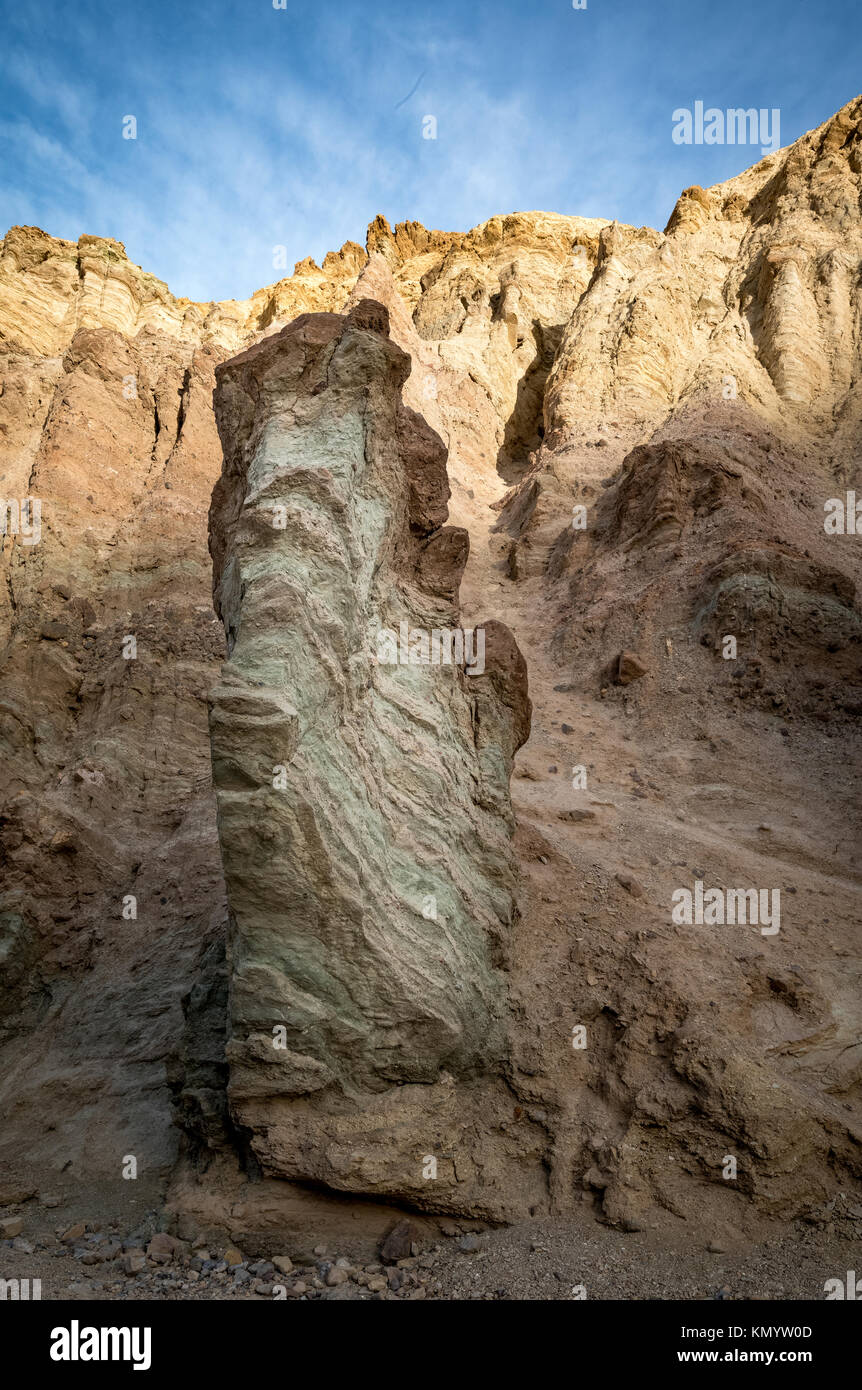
[0,0,858,302]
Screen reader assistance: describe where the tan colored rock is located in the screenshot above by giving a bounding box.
[544,97,862,475]
[616,651,648,685]
[0,1185,35,1206]
[146,1232,188,1262]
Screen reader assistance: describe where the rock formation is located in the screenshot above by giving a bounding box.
[0,96,860,1243]
[208,301,533,1216]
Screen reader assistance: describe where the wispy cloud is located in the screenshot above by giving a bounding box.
[0,0,857,301]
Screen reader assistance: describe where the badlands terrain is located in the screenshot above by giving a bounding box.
[0,96,860,1299]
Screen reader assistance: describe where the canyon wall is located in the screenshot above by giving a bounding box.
[0,96,860,1238]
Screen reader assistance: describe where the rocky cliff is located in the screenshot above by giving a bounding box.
[0,96,860,1244]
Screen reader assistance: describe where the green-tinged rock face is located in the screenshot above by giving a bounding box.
[209,301,535,1217]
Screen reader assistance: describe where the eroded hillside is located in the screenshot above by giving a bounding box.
[1,96,860,1253]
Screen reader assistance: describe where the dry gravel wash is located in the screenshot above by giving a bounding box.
[1,1187,860,1302]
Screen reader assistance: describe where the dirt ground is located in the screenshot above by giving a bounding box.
[2,1177,859,1301]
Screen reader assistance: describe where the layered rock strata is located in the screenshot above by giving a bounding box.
[208,301,534,1215]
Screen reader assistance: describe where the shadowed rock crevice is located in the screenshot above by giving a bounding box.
[495,321,561,485]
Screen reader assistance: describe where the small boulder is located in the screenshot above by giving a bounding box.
[146,1232,187,1264]
[380,1219,421,1265]
[616,651,647,685]
[0,1186,36,1207]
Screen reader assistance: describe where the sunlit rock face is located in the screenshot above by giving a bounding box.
[1,97,860,1232]
[209,300,535,1216]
